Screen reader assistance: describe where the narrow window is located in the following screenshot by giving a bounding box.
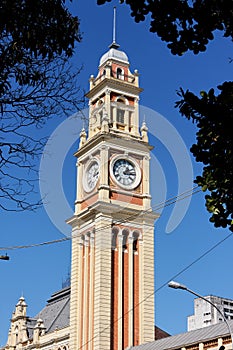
[116,68,123,79]
[117,109,125,124]
[112,227,119,250]
[122,229,129,250]
[133,231,139,252]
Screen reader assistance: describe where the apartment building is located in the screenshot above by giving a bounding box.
[188,295,233,331]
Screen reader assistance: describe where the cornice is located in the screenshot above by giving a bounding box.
[67,201,159,228]
[86,77,143,99]
[74,132,153,159]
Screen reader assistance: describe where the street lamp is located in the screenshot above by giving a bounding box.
[168,281,233,348]
[0,254,9,260]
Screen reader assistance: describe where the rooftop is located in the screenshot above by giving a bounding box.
[131,320,233,349]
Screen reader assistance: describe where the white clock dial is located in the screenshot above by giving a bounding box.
[83,159,100,193]
[110,156,141,190]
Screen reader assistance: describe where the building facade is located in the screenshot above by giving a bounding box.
[188,295,233,331]
[3,289,70,350]
[3,39,158,350]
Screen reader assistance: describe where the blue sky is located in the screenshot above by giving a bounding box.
[0,1,232,345]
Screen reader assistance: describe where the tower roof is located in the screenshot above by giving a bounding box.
[99,46,129,66]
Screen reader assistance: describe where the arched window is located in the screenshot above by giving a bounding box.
[132,231,140,252]
[122,229,129,250]
[80,234,85,245]
[14,326,18,344]
[116,67,123,79]
[112,227,119,250]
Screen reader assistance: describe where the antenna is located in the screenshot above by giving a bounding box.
[109,6,120,49]
[113,6,116,44]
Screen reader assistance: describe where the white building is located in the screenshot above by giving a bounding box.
[188,295,233,331]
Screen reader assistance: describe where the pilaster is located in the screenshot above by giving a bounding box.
[70,228,82,350]
[140,218,155,343]
[99,145,110,201]
[117,234,123,350]
[93,214,112,350]
[128,236,134,347]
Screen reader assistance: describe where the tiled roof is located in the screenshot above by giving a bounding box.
[154,325,170,340]
[34,286,70,333]
[131,320,233,350]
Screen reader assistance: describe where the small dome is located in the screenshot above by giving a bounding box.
[99,47,129,66]
[17,296,26,305]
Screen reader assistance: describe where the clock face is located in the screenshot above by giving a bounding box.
[83,159,100,193]
[111,156,141,190]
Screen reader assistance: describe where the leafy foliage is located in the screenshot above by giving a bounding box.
[0,0,82,211]
[97,0,233,55]
[176,83,233,231]
[0,0,81,98]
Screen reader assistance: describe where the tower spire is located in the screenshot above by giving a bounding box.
[109,6,120,49]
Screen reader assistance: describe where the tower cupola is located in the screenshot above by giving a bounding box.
[85,7,142,140]
[99,46,129,66]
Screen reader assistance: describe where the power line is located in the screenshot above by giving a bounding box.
[0,237,70,251]
[0,186,201,251]
[155,231,233,294]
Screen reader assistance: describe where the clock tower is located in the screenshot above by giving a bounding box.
[67,36,159,350]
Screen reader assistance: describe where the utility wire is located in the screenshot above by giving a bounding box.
[155,231,233,294]
[0,186,200,251]
[0,237,70,251]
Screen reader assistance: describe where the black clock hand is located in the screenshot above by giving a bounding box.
[123,169,136,175]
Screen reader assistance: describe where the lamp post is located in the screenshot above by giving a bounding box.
[168,281,233,348]
[0,254,9,260]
